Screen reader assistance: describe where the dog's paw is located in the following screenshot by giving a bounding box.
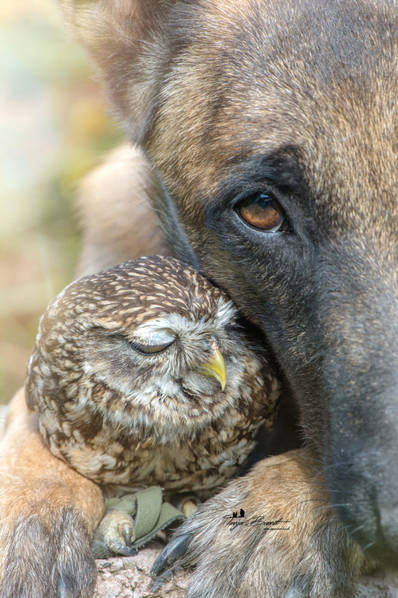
[0,507,96,598]
[152,450,366,598]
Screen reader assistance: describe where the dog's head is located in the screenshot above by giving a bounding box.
[62,0,398,565]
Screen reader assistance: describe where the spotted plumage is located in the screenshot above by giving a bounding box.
[26,256,279,500]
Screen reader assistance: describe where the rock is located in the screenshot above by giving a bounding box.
[356,571,398,598]
[94,546,398,598]
[94,543,189,598]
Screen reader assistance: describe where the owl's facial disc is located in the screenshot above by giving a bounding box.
[130,314,232,393]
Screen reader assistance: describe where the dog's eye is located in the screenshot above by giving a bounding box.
[236,192,285,232]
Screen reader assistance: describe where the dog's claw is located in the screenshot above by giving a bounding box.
[150,532,193,577]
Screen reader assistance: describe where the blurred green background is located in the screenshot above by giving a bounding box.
[0,1,122,403]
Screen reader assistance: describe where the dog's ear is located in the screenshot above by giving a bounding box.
[60,1,179,138]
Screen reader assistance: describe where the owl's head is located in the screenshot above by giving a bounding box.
[28,256,264,440]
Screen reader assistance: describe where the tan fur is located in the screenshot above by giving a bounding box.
[0,390,104,582]
[76,144,168,277]
[165,449,369,597]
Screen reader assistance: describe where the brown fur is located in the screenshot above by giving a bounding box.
[0,390,104,596]
[76,144,168,277]
[160,450,368,597]
[1,1,398,596]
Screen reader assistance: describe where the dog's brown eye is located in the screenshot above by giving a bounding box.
[237,193,285,232]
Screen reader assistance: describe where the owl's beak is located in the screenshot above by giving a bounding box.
[197,345,227,391]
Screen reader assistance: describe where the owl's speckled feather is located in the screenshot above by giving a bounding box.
[26,256,279,498]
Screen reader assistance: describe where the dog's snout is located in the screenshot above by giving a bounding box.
[330,451,398,565]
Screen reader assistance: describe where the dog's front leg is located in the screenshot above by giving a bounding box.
[153,449,368,598]
[0,389,104,597]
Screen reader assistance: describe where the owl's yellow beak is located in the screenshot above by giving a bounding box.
[197,345,227,391]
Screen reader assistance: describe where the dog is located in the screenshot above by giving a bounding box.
[0,1,397,596]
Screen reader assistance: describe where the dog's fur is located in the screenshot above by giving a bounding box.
[0,0,397,596]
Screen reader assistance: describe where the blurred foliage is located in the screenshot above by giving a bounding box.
[0,1,123,403]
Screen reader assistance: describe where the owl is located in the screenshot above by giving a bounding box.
[26,255,279,556]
